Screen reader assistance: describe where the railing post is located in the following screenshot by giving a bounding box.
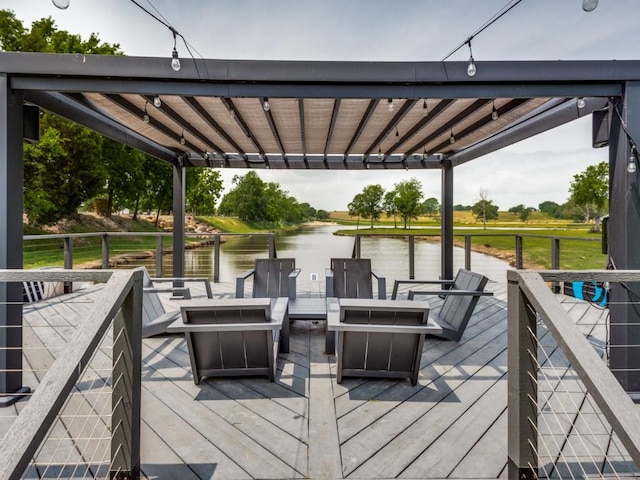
[408,235,415,280]
[355,234,361,259]
[507,271,538,480]
[213,235,220,283]
[551,237,560,293]
[268,234,276,259]
[101,234,109,270]
[63,237,73,293]
[155,236,163,277]
[111,271,142,480]
[464,235,472,270]
[515,235,523,269]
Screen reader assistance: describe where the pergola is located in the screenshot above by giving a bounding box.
[1,52,640,398]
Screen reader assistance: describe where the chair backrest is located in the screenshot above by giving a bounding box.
[330,258,373,299]
[253,258,295,298]
[439,269,489,333]
[183,305,270,372]
[141,269,166,325]
[341,305,427,378]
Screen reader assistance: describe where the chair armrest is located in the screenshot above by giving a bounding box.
[288,268,301,300]
[407,289,494,300]
[144,286,191,299]
[149,277,213,298]
[235,268,256,298]
[325,268,334,297]
[371,269,387,299]
[392,279,455,299]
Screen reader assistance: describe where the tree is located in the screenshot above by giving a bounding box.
[350,184,385,228]
[471,188,499,229]
[539,200,561,218]
[348,193,365,229]
[421,197,440,216]
[394,178,424,229]
[138,158,172,226]
[569,161,608,231]
[383,190,399,228]
[186,169,223,216]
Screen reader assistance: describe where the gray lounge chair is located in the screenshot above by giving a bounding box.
[325,258,387,353]
[326,298,441,386]
[167,297,288,383]
[392,268,492,342]
[235,258,300,353]
[142,268,213,338]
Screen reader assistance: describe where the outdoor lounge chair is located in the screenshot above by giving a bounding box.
[326,297,440,385]
[167,297,288,383]
[141,268,213,338]
[325,258,387,353]
[391,268,492,342]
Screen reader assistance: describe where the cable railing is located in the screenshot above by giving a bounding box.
[24,232,277,282]
[508,270,640,479]
[0,269,142,480]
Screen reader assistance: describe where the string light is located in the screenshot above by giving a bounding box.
[153,96,162,108]
[388,99,395,112]
[52,0,69,9]
[423,148,428,160]
[492,100,499,120]
[395,127,400,143]
[466,39,477,77]
[577,97,586,109]
[180,129,186,145]
[169,26,181,72]
[378,146,383,159]
[628,154,637,174]
[423,99,429,117]
[449,130,456,144]
[142,102,150,123]
[582,0,598,12]
[263,98,270,111]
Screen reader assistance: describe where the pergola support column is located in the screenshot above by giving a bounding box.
[609,82,640,396]
[0,74,30,406]
[172,161,185,281]
[441,160,454,281]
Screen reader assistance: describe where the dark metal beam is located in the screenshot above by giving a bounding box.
[172,162,185,279]
[448,97,609,166]
[220,97,266,158]
[441,160,454,282]
[364,99,416,156]
[324,99,341,156]
[262,97,286,156]
[344,99,379,157]
[183,96,247,160]
[142,95,228,160]
[24,92,178,164]
[425,98,529,156]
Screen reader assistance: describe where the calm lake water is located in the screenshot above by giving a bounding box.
[182,225,512,293]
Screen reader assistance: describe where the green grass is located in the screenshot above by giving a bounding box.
[197,216,272,233]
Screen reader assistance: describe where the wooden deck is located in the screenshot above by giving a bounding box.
[2,279,638,479]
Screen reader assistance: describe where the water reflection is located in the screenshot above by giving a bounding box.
[182,225,512,292]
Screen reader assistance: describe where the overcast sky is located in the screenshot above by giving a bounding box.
[4,0,638,211]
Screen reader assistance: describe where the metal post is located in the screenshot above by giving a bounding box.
[111,271,142,480]
[551,237,560,293]
[464,235,471,270]
[213,235,220,283]
[515,235,523,269]
[172,162,185,283]
[608,83,640,395]
[408,235,415,280]
[355,234,361,259]
[101,234,109,270]
[155,235,163,277]
[441,160,454,281]
[507,271,538,480]
[63,237,73,294]
[268,234,276,259]
[0,74,29,406]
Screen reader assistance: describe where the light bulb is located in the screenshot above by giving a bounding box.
[423,99,429,117]
[582,0,598,12]
[395,128,399,143]
[171,48,181,71]
[153,96,162,108]
[404,162,409,171]
[491,102,499,120]
[422,150,428,160]
[180,135,186,146]
[52,0,69,9]
[450,132,455,144]
[143,113,150,123]
[467,56,477,77]
[388,99,394,112]
[263,99,270,111]
[628,155,637,173]
[577,97,586,109]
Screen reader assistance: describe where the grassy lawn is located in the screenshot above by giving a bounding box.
[197,216,273,233]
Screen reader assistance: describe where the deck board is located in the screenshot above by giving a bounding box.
[2,279,636,479]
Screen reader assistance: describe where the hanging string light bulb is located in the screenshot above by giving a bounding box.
[263,98,270,111]
[142,102,150,124]
[395,127,400,143]
[387,99,394,112]
[582,0,598,12]
[492,100,499,120]
[153,95,162,108]
[169,27,181,72]
[378,146,383,160]
[449,130,456,144]
[52,0,69,9]
[180,129,186,145]
[466,39,477,77]
[577,97,586,109]
[423,148,428,160]
[423,99,429,117]
[628,154,637,174]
